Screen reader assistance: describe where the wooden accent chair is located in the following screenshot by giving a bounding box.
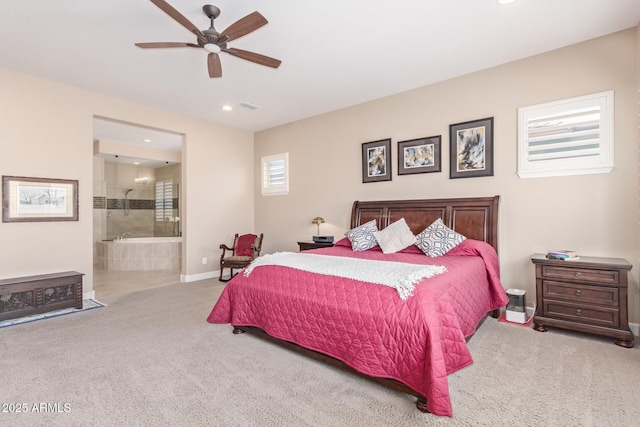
[219,233,263,282]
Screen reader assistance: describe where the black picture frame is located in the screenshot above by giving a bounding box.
[449,117,494,179]
[2,175,79,222]
[362,139,392,183]
[397,136,441,175]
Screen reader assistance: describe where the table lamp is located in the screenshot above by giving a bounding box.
[311,217,334,243]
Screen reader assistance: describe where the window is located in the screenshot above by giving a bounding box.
[155,180,173,221]
[261,153,289,196]
[517,90,614,178]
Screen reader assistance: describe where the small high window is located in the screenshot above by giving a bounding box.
[517,90,614,178]
[261,153,289,196]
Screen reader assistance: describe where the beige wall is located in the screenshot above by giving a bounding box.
[255,28,640,324]
[0,68,254,293]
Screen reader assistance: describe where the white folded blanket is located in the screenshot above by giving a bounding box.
[244,252,447,300]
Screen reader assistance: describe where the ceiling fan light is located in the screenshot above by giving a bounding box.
[204,43,221,53]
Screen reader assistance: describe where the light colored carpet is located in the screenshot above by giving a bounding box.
[0,279,638,426]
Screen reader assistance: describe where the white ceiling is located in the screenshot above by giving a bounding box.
[1,0,639,147]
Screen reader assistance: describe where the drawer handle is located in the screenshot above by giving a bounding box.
[576,309,582,316]
[575,289,581,296]
[575,272,582,277]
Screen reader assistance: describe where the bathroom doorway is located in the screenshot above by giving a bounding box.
[92,117,183,300]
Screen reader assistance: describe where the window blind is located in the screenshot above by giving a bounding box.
[155,180,173,221]
[526,107,601,162]
[265,159,285,186]
[261,153,289,195]
[517,91,613,178]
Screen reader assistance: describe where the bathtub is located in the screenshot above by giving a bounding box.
[96,237,182,271]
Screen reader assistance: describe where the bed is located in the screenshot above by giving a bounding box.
[207,196,508,417]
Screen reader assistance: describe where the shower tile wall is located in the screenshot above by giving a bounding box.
[102,160,157,240]
[106,185,155,239]
[93,159,181,246]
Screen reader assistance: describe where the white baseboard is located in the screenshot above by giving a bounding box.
[181,270,217,283]
[83,290,95,300]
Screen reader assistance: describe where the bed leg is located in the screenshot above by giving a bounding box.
[416,396,429,412]
[232,327,245,334]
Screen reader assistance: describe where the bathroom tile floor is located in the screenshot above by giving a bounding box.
[93,267,182,304]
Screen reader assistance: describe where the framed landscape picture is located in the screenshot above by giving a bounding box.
[449,117,494,179]
[362,139,392,183]
[2,175,79,222]
[398,136,441,175]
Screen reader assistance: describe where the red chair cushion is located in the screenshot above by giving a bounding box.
[236,234,257,256]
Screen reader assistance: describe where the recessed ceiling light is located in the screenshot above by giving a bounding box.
[496,0,516,4]
[222,105,233,111]
[133,162,140,165]
[143,138,151,143]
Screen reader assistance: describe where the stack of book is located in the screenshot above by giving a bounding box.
[546,250,579,260]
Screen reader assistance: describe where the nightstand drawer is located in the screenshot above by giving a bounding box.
[541,265,619,285]
[544,301,619,328]
[542,281,618,307]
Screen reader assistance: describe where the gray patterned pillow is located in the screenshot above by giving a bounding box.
[415,218,466,257]
[345,219,379,251]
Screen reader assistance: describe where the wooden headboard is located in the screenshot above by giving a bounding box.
[350,196,500,253]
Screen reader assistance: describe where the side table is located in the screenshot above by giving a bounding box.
[531,253,634,348]
[297,241,334,251]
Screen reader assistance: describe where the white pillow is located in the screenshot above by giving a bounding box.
[345,219,379,251]
[415,218,466,257]
[373,218,416,254]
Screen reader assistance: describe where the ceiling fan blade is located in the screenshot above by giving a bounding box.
[135,42,199,48]
[220,11,268,42]
[208,53,222,78]
[150,0,206,42]
[224,48,281,69]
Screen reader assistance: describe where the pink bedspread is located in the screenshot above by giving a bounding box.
[207,239,508,416]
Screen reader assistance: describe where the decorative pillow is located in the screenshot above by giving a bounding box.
[236,234,257,256]
[415,218,466,257]
[344,219,379,251]
[373,218,416,254]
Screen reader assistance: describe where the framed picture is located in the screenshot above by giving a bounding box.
[2,176,79,222]
[398,136,441,175]
[449,117,494,179]
[362,139,392,183]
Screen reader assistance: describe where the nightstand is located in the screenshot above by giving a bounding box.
[297,241,334,251]
[531,254,634,348]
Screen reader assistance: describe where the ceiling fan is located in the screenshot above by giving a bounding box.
[135,0,281,78]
